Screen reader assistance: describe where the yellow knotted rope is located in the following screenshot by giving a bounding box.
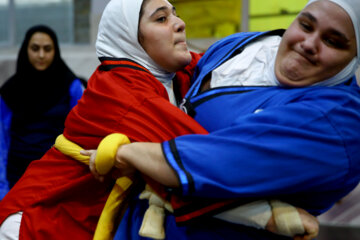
[54,134,132,240]
[54,134,171,240]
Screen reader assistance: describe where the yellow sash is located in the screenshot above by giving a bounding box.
[54,134,132,240]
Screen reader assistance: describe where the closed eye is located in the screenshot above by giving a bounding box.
[299,21,313,32]
[323,36,349,49]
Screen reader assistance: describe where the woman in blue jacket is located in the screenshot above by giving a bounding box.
[0,25,85,196]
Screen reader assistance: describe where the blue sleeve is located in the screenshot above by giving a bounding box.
[0,97,11,199]
[69,78,85,108]
[162,98,360,211]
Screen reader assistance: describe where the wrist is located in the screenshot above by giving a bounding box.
[115,143,133,168]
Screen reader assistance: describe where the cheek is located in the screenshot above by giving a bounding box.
[320,48,351,70]
[146,41,168,62]
[144,32,171,59]
[46,52,55,64]
[282,26,303,48]
[142,32,166,56]
[27,52,36,66]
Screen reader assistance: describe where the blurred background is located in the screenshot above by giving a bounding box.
[0,0,358,83]
[0,0,314,85]
[0,1,359,238]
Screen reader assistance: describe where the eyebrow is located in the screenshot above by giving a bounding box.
[29,43,53,48]
[300,11,350,42]
[300,12,317,23]
[150,6,176,18]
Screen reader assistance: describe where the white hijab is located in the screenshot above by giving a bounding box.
[95,0,176,100]
[306,0,360,86]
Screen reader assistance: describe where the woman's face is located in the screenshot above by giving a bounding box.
[139,0,191,72]
[27,32,55,71]
[275,1,357,87]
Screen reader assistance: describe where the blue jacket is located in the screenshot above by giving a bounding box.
[115,31,360,239]
[0,78,84,199]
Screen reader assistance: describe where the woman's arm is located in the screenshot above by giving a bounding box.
[115,142,179,187]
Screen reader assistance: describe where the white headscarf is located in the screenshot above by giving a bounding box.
[306,0,360,86]
[95,0,176,92]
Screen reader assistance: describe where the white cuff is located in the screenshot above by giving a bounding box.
[214,200,272,229]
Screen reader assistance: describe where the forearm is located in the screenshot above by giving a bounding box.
[116,142,180,187]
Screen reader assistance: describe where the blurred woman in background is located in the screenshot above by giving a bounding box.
[0,25,85,195]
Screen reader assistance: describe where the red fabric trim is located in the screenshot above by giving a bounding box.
[174,199,236,223]
[101,60,150,72]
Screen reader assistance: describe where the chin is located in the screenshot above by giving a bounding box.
[178,53,192,65]
[276,67,305,87]
[167,52,192,72]
[277,76,315,87]
[35,66,48,71]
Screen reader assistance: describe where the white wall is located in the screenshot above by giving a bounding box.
[90,0,110,44]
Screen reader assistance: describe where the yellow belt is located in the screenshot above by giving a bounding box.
[54,134,132,240]
[54,134,172,240]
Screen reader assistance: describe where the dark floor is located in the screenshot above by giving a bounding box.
[317,225,360,240]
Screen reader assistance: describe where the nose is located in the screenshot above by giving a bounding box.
[39,48,45,58]
[300,33,319,55]
[174,17,185,33]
